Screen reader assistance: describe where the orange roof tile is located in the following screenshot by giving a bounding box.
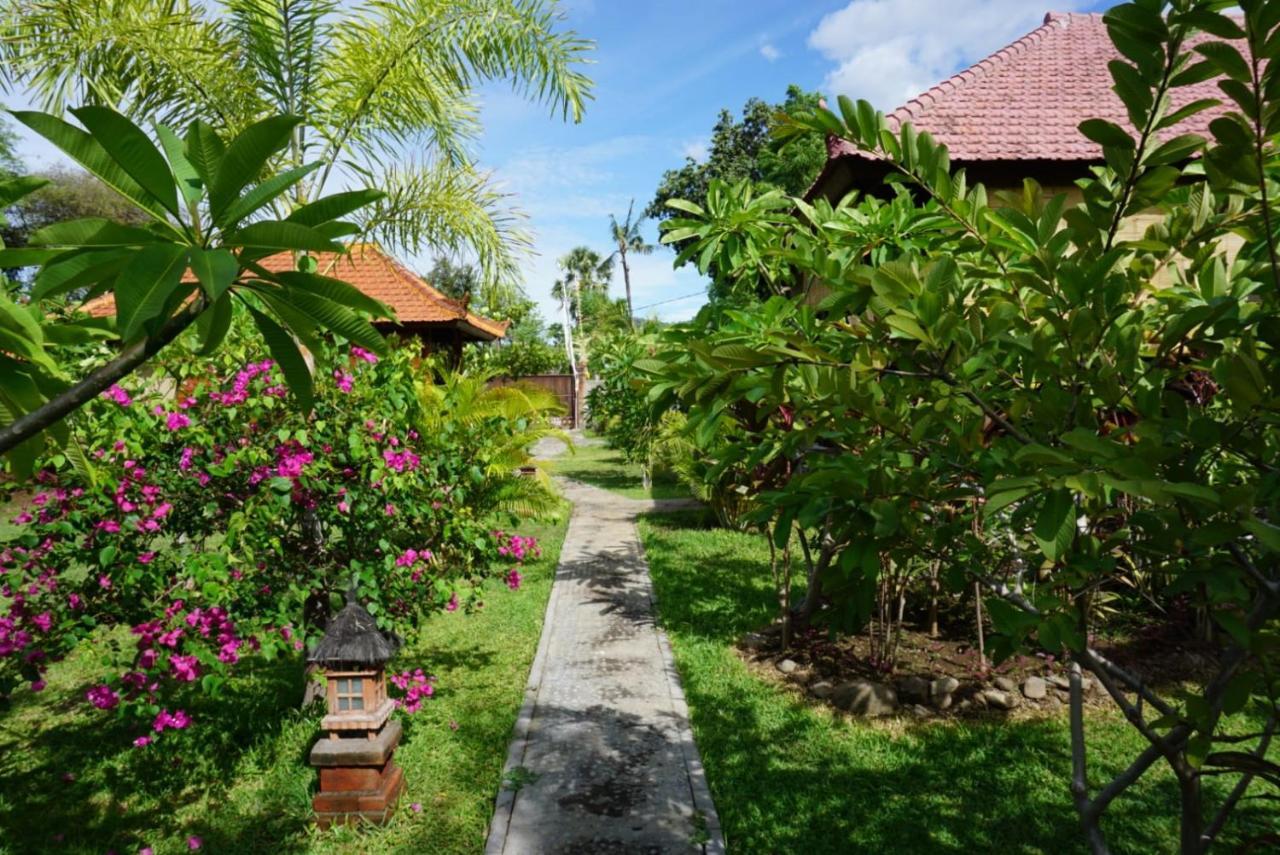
[80,243,508,341]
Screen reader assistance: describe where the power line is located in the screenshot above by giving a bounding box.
[633,290,706,312]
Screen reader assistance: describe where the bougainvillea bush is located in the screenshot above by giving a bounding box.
[0,315,555,746]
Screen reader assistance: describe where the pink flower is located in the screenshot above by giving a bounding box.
[337,500,350,514]
[137,552,156,565]
[384,503,396,516]
[98,575,112,590]
[506,568,523,591]
[153,708,192,732]
[31,679,46,692]
[165,412,191,431]
[102,385,132,407]
[132,735,152,748]
[446,593,459,613]
[411,802,422,813]
[351,345,379,364]
[87,684,119,709]
[333,369,355,393]
[169,654,200,682]
[187,836,202,850]
[32,611,52,632]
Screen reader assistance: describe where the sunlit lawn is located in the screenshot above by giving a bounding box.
[0,512,567,855]
[639,510,1278,854]
[548,440,687,501]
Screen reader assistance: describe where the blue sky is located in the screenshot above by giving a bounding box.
[7,0,1111,327]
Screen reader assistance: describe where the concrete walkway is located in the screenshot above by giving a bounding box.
[486,437,723,854]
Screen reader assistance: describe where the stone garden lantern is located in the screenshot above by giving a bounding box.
[307,589,406,828]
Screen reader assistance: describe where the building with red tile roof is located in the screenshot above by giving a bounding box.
[808,11,1238,200]
[81,243,507,355]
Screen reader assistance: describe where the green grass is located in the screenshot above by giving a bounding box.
[0,513,567,855]
[639,511,1277,855]
[548,440,688,501]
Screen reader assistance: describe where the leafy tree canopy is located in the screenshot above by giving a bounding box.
[645,84,826,226]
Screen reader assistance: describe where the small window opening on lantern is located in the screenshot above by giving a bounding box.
[336,677,365,711]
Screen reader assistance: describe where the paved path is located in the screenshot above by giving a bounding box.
[486,437,723,854]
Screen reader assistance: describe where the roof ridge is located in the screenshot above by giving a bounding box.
[364,244,469,319]
[888,11,1070,127]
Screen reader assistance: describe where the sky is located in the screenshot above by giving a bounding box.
[7,0,1111,328]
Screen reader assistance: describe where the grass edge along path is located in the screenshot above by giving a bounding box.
[638,510,1277,855]
[0,512,568,855]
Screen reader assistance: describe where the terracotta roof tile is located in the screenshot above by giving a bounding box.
[825,12,1239,166]
[80,243,508,341]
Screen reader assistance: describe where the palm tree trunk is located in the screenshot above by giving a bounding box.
[621,248,634,329]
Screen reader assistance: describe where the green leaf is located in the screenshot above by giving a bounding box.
[155,124,202,205]
[113,244,190,340]
[271,270,389,318]
[1243,519,1280,553]
[188,247,238,301]
[29,218,159,248]
[1079,119,1136,148]
[218,162,321,228]
[247,305,313,414]
[1034,489,1076,562]
[227,221,342,253]
[209,115,302,221]
[0,176,49,207]
[31,250,131,300]
[286,189,385,227]
[272,287,386,355]
[196,293,234,356]
[71,106,179,217]
[184,119,225,188]
[10,110,171,222]
[0,247,63,268]
[1194,41,1252,83]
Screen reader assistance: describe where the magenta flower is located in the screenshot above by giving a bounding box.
[351,345,379,364]
[132,735,152,748]
[333,369,355,393]
[187,836,202,850]
[87,684,119,709]
[102,385,132,407]
[166,411,191,431]
[446,593,459,612]
[137,552,156,565]
[169,654,200,682]
[31,679,46,693]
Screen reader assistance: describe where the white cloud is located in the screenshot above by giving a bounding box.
[808,0,1091,109]
[680,137,709,163]
[759,42,781,62]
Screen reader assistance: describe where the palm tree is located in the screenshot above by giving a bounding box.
[606,199,653,327]
[0,0,593,304]
[551,245,610,373]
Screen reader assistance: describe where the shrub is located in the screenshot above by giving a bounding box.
[0,315,557,746]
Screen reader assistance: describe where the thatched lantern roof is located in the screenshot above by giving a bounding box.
[308,588,402,668]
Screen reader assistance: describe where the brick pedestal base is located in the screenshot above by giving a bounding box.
[310,719,405,829]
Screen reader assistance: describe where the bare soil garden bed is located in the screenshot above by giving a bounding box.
[737,609,1219,722]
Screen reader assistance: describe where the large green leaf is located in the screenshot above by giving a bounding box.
[11,110,172,222]
[31,249,132,300]
[71,106,179,218]
[113,244,190,340]
[227,221,342,253]
[277,287,387,355]
[29,218,160,248]
[286,189,385,227]
[218,162,321,229]
[196,292,235,355]
[0,175,49,207]
[184,119,225,188]
[189,247,239,301]
[246,305,313,414]
[271,270,390,318]
[1033,489,1076,562]
[208,115,301,221]
[155,124,203,205]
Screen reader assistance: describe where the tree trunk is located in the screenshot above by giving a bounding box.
[974,582,987,672]
[928,560,940,638]
[622,250,634,329]
[1179,772,1204,855]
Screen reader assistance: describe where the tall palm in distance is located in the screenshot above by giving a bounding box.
[607,199,653,328]
[0,0,593,305]
[551,245,612,370]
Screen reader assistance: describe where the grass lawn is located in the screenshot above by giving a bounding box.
[548,439,687,501]
[0,512,567,855]
[639,510,1278,855]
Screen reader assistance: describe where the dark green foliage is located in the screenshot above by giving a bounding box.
[645,85,827,228]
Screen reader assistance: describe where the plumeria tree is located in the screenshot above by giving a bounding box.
[645,1,1280,851]
[0,106,388,477]
[0,0,594,301]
